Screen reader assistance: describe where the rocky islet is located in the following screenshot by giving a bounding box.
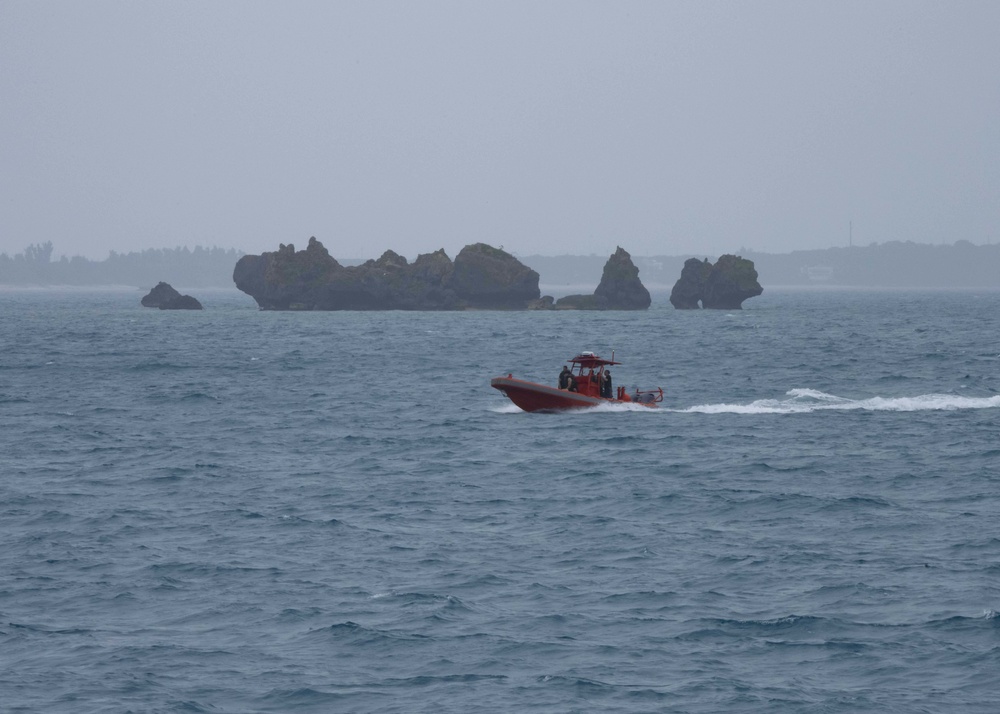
[234,239,654,311]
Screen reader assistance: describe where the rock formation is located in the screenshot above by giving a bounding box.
[141,282,203,310]
[669,254,763,309]
[450,243,542,309]
[161,294,203,310]
[554,247,651,310]
[141,282,181,307]
[233,237,541,310]
[553,293,602,310]
[593,246,652,309]
[668,259,711,309]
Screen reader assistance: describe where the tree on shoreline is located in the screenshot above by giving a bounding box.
[0,244,244,287]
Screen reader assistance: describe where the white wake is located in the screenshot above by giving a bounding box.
[674,389,1000,415]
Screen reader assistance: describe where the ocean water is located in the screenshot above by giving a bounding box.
[2,287,999,713]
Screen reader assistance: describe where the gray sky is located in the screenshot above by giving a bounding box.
[2,1,998,261]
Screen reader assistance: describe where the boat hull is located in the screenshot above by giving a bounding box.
[491,376,650,412]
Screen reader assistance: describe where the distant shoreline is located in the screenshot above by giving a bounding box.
[4,284,999,296]
[3,240,997,291]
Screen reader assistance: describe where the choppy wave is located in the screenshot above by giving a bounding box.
[5,289,1000,713]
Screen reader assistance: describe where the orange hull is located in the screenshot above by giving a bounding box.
[491,376,657,412]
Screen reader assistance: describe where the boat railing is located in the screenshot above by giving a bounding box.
[633,387,664,404]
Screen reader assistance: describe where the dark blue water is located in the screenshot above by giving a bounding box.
[2,287,999,713]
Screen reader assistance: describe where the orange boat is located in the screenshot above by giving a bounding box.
[491,351,664,412]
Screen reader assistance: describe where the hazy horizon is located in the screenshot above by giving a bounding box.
[3,2,998,261]
[6,236,998,265]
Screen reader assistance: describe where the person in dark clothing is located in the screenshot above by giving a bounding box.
[601,370,613,398]
[558,365,573,390]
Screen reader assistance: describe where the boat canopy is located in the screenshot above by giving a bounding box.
[569,352,621,369]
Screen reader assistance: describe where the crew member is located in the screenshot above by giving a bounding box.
[558,365,573,390]
[601,370,613,399]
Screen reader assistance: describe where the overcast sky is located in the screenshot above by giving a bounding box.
[2,1,998,261]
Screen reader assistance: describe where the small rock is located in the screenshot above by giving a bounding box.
[141,282,182,307]
[160,294,203,310]
[141,282,202,310]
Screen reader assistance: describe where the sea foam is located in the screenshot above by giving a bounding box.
[676,389,1000,415]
